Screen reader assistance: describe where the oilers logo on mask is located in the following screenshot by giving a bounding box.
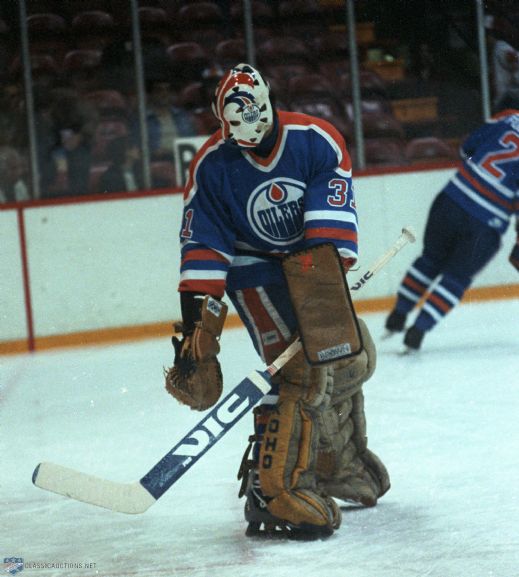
[225,91,261,124]
[242,102,261,124]
[247,178,305,245]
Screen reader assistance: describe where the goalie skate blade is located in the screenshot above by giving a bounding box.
[32,462,156,514]
[245,521,334,541]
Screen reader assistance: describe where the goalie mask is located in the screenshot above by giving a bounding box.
[212,63,274,148]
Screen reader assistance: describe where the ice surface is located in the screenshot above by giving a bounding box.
[1,299,518,577]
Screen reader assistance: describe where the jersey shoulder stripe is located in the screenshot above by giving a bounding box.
[279,111,352,175]
[184,131,224,203]
[491,109,519,121]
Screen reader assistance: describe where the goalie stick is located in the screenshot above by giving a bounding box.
[32,227,416,514]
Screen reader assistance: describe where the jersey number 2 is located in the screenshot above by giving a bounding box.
[481,131,519,180]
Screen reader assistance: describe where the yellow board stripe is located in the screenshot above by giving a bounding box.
[1,283,518,355]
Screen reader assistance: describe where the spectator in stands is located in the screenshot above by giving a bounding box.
[98,37,135,95]
[33,86,59,198]
[48,88,99,197]
[141,78,197,161]
[492,39,519,111]
[0,146,30,203]
[0,80,25,148]
[0,83,58,198]
[96,135,142,194]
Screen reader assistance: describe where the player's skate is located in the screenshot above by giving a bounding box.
[382,309,407,339]
[402,325,425,353]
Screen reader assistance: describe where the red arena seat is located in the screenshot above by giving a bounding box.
[63,49,102,73]
[405,137,457,163]
[176,2,226,48]
[71,11,116,50]
[177,2,225,28]
[71,10,114,33]
[362,112,405,139]
[364,138,407,167]
[166,42,210,85]
[27,13,68,57]
[137,6,173,45]
[257,36,315,68]
[230,1,274,25]
[215,38,247,69]
[27,12,67,35]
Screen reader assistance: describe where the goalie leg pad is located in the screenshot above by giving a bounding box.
[318,390,390,506]
[258,386,341,532]
[242,359,340,535]
[316,321,390,506]
[282,243,363,365]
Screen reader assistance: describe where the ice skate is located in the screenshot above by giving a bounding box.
[382,309,407,339]
[241,468,336,540]
[403,326,425,352]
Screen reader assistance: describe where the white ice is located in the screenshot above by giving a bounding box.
[2,299,519,577]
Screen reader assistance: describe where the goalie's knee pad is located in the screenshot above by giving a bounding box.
[276,342,333,408]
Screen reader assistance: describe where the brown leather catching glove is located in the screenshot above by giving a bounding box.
[165,295,228,411]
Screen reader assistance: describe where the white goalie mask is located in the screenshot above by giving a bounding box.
[212,63,274,148]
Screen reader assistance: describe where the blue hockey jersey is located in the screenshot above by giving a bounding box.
[443,109,519,233]
[178,111,358,297]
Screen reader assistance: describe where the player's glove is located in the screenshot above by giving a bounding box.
[165,295,227,411]
[510,239,519,273]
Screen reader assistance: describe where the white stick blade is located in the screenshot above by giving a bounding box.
[33,462,156,514]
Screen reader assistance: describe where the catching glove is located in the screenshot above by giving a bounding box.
[165,295,228,411]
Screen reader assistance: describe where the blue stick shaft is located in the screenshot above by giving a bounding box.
[140,370,271,499]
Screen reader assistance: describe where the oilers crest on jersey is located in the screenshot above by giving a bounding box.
[247,178,305,245]
[179,110,359,297]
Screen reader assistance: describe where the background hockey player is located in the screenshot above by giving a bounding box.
[164,63,390,538]
[385,109,519,351]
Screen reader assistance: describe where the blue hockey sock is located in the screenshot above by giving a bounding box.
[413,273,468,331]
[395,256,440,314]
